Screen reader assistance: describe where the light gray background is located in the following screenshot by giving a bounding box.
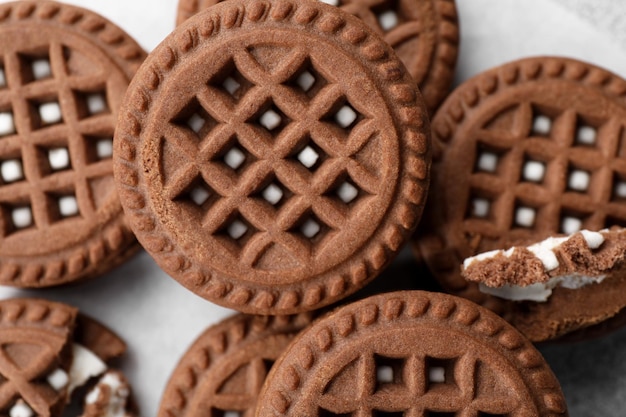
[0,1,625,416]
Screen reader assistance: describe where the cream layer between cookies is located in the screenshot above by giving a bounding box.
[462,229,621,302]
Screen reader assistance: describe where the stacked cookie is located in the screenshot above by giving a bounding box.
[416,56,626,342]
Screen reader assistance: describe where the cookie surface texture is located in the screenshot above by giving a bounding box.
[159,313,313,417]
[0,298,76,417]
[176,0,459,113]
[0,298,134,417]
[417,56,626,340]
[256,291,568,417]
[115,0,430,314]
[0,1,146,287]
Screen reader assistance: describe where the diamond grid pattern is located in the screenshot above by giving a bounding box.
[165,47,377,265]
[318,353,517,416]
[465,101,626,237]
[0,42,115,236]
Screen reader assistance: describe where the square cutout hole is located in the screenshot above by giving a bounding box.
[30,98,63,128]
[0,158,24,184]
[48,192,80,221]
[513,204,537,229]
[6,204,34,233]
[521,158,546,183]
[567,166,591,192]
[531,106,555,137]
[46,146,71,172]
[85,135,113,162]
[575,115,602,147]
[425,357,457,390]
[75,90,110,119]
[374,355,404,389]
[0,111,16,137]
[466,190,495,221]
[18,52,53,83]
[559,210,589,234]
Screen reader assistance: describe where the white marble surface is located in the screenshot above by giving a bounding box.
[0,0,625,416]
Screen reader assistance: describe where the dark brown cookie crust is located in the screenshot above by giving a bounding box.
[176,0,459,114]
[256,291,568,417]
[115,0,430,314]
[158,313,314,417]
[417,56,626,341]
[0,1,146,287]
[0,298,130,417]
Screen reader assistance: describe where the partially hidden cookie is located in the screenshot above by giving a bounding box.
[417,56,626,341]
[0,298,136,417]
[0,1,146,287]
[462,228,626,340]
[176,0,459,113]
[158,313,314,417]
[256,291,568,417]
[115,0,430,314]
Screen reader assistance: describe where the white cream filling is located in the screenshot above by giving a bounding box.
[86,372,130,417]
[68,343,108,394]
[465,229,608,302]
[15,344,108,417]
[463,229,605,271]
[480,273,607,302]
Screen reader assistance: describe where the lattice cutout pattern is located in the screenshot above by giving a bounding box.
[0,43,115,237]
[464,101,626,238]
[318,352,518,416]
[165,46,377,262]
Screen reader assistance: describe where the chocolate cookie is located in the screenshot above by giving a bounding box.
[417,56,626,340]
[158,313,313,417]
[0,298,136,417]
[176,0,459,113]
[115,0,430,314]
[462,228,626,340]
[257,291,568,416]
[0,1,146,287]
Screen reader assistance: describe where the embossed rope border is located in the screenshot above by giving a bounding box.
[114,0,430,314]
[256,291,568,417]
[0,1,145,287]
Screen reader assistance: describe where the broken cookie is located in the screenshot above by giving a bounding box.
[0,298,136,417]
[462,228,626,340]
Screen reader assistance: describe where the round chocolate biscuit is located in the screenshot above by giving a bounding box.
[115,0,430,314]
[0,298,76,417]
[257,291,568,416]
[159,313,313,417]
[0,298,134,417]
[417,56,626,341]
[176,0,459,114]
[0,1,146,287]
